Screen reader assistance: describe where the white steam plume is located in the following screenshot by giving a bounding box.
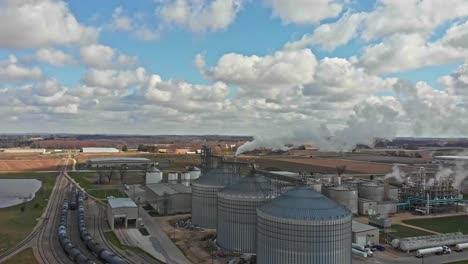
[384,165,406,183]
[452,160,468,191]
[236,79,468,155]
[236,99,399,155]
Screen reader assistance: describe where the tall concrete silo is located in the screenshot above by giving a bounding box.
[191,168,239,229]
[217,175,272,253]
[257,187,352,264]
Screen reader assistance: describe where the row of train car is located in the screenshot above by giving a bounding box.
[76,189,127,264]
[57,198,96,264]
[57,187,127,264]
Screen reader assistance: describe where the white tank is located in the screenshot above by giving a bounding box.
[181,172,191,181]
[190,167,201,180]
[146,168,163,184]
[168,172,178,182]
[416,246,443,257]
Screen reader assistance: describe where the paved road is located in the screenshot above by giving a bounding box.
[353,250,468,264]
[139,205,192,264]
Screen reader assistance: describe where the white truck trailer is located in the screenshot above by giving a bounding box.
[416,246,451,258]
[455,243,468,252]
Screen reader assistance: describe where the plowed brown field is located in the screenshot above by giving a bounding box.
[271,157,416,174]
[0,160,61,171]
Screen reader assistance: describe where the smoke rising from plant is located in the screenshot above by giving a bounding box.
[384,165,406,183]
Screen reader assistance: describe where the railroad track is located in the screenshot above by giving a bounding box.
[36,171,73,264]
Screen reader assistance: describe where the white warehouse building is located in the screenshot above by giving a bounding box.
[82,147,120,153]
[107,198,138,230]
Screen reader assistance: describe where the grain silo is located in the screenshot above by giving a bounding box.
[191,168,239,229]
[323,185,358,214]
[217,175,272,253]
[257,187,352,264]
[358,181,385,202]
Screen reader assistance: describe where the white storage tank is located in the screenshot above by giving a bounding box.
[168,172,178,182]
[358,182,385,202]
[181,172,191,181]
[323,185,358,214]
[257,187,352,264]
[190,167,201,180]
[146,167,163,185]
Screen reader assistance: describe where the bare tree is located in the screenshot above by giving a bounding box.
[96,168,106,184]
[119,165,128,184]
[107,168,115,183]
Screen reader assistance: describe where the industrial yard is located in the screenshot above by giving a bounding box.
[0,140,468,264]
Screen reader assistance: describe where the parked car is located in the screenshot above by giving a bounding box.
[371,245,385,251]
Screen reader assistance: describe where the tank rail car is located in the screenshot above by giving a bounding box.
[76,191,127,264]
[57,198,96,264]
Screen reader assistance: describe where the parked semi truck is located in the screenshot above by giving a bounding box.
[352,244,373,257]
[416,246,451,258]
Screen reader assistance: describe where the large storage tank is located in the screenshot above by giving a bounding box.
[191,168,239,229]
[217,175,271,253]
[323,185,358,214]
[256,187,352,264]
[358,182,385,202]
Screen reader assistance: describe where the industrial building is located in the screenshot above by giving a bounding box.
[0,148,46,153]
[256,187,352,264]
[395,232,468,252]
[217,174,272,253]
[107,198,138,230]
[399,167,462,214]
[86,157,153,168]
[81,147,120,153]
[191,167,240,229]
[145,183,192,215]
[352,221,379,246]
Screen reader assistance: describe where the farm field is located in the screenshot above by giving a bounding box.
[235,156,356,174]
[336,154,431,165]
[267,157,417,174]
[0,172,56,253]
[403,215,468,234]
[0,159,62,171]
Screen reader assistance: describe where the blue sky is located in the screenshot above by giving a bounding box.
[1,0,468,139]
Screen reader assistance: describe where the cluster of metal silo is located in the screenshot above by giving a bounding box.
[256,187,352,264]
[191,167,240,229]
[217,174,272,253]
[323,185,358,214]
[358,181,385,202]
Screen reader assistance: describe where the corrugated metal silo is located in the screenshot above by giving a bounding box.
[191,168,239,229]
[257,187,352,264]
[323,185,358,214]
[358,181,385,202]
[217,175,272,253]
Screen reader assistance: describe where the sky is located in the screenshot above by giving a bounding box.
[1,0,468,143]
